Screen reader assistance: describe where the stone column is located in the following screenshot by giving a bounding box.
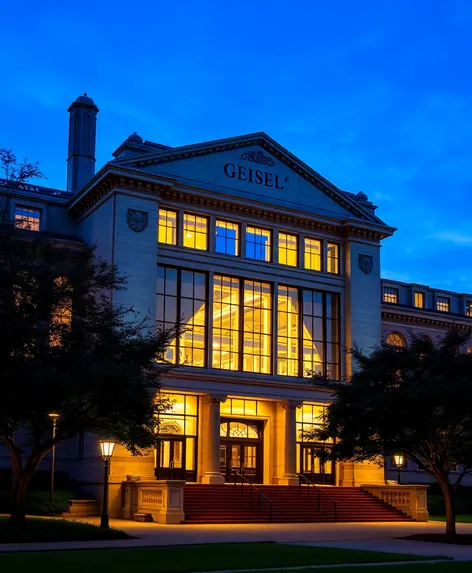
[202,394,226,484]
[278,400,301,485]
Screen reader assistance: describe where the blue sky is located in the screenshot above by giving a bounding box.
[1,1,471,291]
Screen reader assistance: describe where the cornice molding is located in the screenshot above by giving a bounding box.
[382,310,472,329]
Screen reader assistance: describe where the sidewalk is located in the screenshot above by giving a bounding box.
[0,519,472,555]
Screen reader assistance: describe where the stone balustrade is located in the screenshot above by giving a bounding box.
[361,483,429,521]
[122,479,185,524]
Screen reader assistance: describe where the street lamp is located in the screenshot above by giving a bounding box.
[393,452,405,485]
[48,412,60,508]
[98,439,116,529]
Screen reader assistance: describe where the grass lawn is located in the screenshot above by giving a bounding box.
[430,515,472,523]
[0,489,75,516]
[229,564,471,573]
[0,543,444,573]
[0,516,130,543]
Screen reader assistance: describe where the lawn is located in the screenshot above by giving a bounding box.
[0,516,129,543]
[430,515,472,523]
[0,543,442,573]
[229,564,471,573]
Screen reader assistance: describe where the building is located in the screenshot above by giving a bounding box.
[1,95,470,517]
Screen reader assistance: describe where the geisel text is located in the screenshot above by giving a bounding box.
[223,163,286,190]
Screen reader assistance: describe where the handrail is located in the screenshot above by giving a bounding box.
[233,470,273,522]
[297,473,337,522]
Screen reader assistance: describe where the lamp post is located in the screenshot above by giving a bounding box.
[98,439,116,529]
[393,453,405,485]
[48,413,60,508]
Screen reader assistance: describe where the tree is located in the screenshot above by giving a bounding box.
[0,148,46,183]
[0,224,175,525]
[306,329,472,536]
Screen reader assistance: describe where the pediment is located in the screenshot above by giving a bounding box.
[117,133,385,225]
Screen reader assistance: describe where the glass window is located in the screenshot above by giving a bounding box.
[436,297,450,312]
[157,267,207,366]
[302,290,340,379]
[466,301,472,317]
[183,213,208,250]
[327,243,339,274]
[220,398,259,416]
[278,233,298,267]
[246,226,271,262]
[383,287,398,304]
[14,206,41,231]
[243,280,272,374]
[277,286,299,376]
[386,332,406,347]
[50,277,72,347]
[304,238,322,271]
[158,208,177,245]
[414,292,425,308]
[296,404,331,443]
[216,220,239,256]
[212,275,240,370]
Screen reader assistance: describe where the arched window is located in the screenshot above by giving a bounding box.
[220,421,259,439]
[386,332,406,347]
[160,421,183,435]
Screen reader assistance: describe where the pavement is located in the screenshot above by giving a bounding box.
[0,518,472,561]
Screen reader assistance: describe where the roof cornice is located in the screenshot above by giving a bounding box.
[382,308,472,329]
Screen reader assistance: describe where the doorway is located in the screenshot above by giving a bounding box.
[299,445,335,485]
[220,419,263,483]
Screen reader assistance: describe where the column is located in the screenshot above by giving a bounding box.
[202,394,226,484]
[278,400,301,486]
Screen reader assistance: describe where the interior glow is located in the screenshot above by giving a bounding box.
[50,276,72,347]
[327,242,340,274]
[183,213,208,250]
[278,232,298,267]
[14,206,41,231]
[158,208,177,245]
[304,238,322,271]
[213,275,240,370]
[277,286,299,376]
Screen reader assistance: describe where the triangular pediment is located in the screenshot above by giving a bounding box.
[115,133,385,225]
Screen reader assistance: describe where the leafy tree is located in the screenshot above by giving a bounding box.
[0,148,46,183]
[306,329,472,536]
[0,224,175,525]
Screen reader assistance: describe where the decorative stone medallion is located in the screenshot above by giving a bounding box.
[127,208,148,232]
[358,254,374,274]
[241,150,275,167]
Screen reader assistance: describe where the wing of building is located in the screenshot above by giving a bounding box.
[2,94,471,521]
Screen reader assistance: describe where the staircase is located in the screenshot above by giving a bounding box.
[183,484,412,524]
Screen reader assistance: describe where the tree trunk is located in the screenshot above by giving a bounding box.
[9,471,31,526]
[438,477,456,536]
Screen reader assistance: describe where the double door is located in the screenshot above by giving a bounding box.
[220,442,261,483]
[300,445,335,485]
[156,437,186,480]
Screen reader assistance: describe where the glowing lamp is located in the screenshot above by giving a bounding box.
[98,439,116,461]
[393,453,404,468]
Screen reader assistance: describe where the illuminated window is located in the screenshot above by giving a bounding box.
[436,297,450,312]
[215,220,239,256]
[212,275,240,370]
[221,398,258,416]
[277,286,299,376]
[302,290,340,379]
[304,238,322,271]
[466,301,472,317]
[50,276,72,347]
[158,208,177,245]
[327,243,339,274]
[296,404,330,442]
[183,213,208,250]
[220,421,259,439]
[383,287,398,304]
[157,267,207,366]
[386,332,406,347]
[246,226,271,262]
[414,292,425,308]
[243,280,272,374]
[14,206,41,231]
[278,233,298,267]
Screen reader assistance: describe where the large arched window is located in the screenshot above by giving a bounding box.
[386,332,406,348]
[220,421,259,439]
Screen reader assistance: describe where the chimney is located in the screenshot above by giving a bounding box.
[67,93,99,194]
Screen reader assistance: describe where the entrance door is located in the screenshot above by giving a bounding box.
[156,437,186,480]
[220,419,263,483]
[300,445,334,485]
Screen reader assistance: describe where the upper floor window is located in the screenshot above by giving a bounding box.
[14,206,41,231]
[414,292,425,309]
[183,213,208,251]
[278,233,298,267]
[383,287,399,304]
[215,220,239,256]
[386,332,406,347]
[466,301,472,317]
[158,208,177,245]
[436,296,450,312]
[327,242,339,274]
[304,238,322,271]
[246,226,271,262]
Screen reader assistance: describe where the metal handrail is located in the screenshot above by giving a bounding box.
[233,470,273,522]
[297,473,337,522]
